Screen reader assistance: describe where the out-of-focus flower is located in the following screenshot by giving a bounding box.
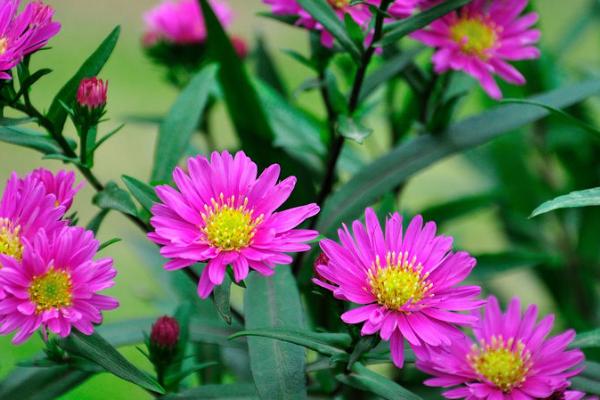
[76,77,108,111]
[415,296,585,399]
[150,316,180,350]
[412,0,540,99]
[0,226,118,344]
[231,35,248,59]
[149,151,320,298]
[0,0,61,79]
[27,169,83,212]
[314,208,482,368]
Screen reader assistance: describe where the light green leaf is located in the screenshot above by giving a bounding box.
[531,187,600,217]
[337,362,422,400]
[571,328,600,349]
[0,126,63,154]
[92,181,138,217]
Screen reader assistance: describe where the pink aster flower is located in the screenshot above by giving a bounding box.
[0,226,118,344]
[27,168,83,212]
[415,296,585,400]
[314,208,482,368]
[148,151,320,299]
[0,172,65,269]
[412,0,541,99]
[143,0,233,46]
[0,0,61,79]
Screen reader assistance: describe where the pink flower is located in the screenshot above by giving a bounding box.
[415,296,585,399]
[143,0,233,46]
[76,77,108,111]
[412,0,540,99]
[148,151,320,298]
[314,208,482,368]
[0,0,61,79]
[27,168,83,212]
[263,0,421,47]
[0,226,118,344]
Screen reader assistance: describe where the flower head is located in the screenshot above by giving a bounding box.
[0,0,61,80]
[149,151,320,298]
[0,226,118,343]
[27,168,83,212]
[150,316,180,349]
[415,296,585,399]
[314,208,482,368]
[413,0,540,99]
[76,77,108,111]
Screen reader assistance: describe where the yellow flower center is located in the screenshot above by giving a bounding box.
[0,218,24,266]
[29,268,73,313]
[367,252,431,311]
[328,0,350,9]
[0,37,8,55]
[201,194,263,251]
[468,336,531,392]
[450,17,498,58]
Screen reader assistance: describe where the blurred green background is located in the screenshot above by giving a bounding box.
[0,0,599,398]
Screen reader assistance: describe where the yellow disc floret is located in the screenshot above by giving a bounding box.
[0,38,8,55]
[328,0,350,9]
[0,218,24,266]
[469,336,531,392]
[368,252,431,311]
[450,17,498,58]
[202,194,263,251]
[29,268,73,313]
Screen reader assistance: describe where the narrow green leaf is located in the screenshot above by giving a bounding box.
[337,362,422,400]
[0,126,62,154]
[296,0,362,61]
[230,328,351,356]
[93,181,137,217]
[188,317,244,348]
[419,191,499,225]
[213,273,232,325]
[337,115,373,144]
[255,36,288,97]
[571,328,600,349]
[86,209,109,235]
[165,362,218,388]
[151,64,218,183]
[244,269,307,400]
[0,116,36,126]
[472,251,559,278]
[94,123,125,151]
[122,175,159,213]
[60,330,165,394]
[531,187,600,217]
[571,376,600,395]
[162,383,260,400]
[318,79,600,235]
[47,26,120,132]
[381,0,471,45]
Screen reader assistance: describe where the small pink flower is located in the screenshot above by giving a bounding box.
[0,0,61,79]
[27,168,83,212]
[149,151,320,298]
[76,77,108,111]
[415,296,585,400]
[0,226,118,344]
[143,0,233,46]
[314,208,483,368]
[412,0,541,99]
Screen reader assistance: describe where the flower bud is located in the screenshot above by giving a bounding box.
[150,316,180,350]
[231,36,248,59]
[76,77,108,111]
[313,253,331,284]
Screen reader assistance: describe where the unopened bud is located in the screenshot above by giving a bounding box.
[231,36,248,59]
[313,253,331,283]
[76,77,108,111]
[150,316,180,350]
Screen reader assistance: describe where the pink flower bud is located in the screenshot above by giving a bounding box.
[313,253,330,283]
[76,77,108,110]
[150,316,180,349]
[231,36,248,59]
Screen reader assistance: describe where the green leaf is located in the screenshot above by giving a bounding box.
[0,126,62,154]
[531,187,600,218]
[318,79,600,235]
[230,328,351,356]
[86,209,110,235]
[60,330,165,394]
[419,191,499,225]
[122,175,159,213]
[93,181,138,217]
[337,115,373,144]
[381,0,471,45]
[296,0,362,61]
[94,123,125,151]
[255,35,288,97]
[472,251,559,279]
[151,64,218,183]
[213,273,232,325]
[188,317,244,348]
[571,328,600,349]
[0,116,36,126]
[164,361,218,388]
[162,384,260,400]
[337,362,422,400]
[244,269,307,400]
[98,238,121,251]
[47,26,120,133]
[572,375,600,395]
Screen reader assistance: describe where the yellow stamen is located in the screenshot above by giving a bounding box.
[367,251,431,311]
[0,218,24,267]
[29,268,73,313]
[0,38,8,55]
[201,194,263,251]
[450,17,498,59]
[468,335,531,392]
[328,0,350,9]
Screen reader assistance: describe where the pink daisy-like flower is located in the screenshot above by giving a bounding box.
[415,296,585,399]
[27,168,83,212]
[0,226,118,344]
[0,0,61,79]
[314,208,482,368]
[0,172,65,269]
[148,151,320,299]
[412,0,540,99]
[143,0,233,47]
[263,0,421,47]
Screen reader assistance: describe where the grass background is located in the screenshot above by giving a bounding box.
[0,0,598,398]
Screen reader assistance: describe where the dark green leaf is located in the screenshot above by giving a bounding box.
[165,362,218,388]
[531,187,600,217]
[0,116,36,126]
[244,269,307,399]
[255,35,288,96]
[151,64,218,182]
[380,0,472,45]
[98,238,122,252]
[122,175,158,213]
[60,330,165,394]
[86,209,110,235]
[472,251,559,279]
[571,376,600,395]
[93,181,137,217]
[213,274,232,325]
[337,115,373,144]
[337,362,422,400]
[318,79,600,235]
[0,126,62,154]
[94,123,125,151]
[419,191,499,225]
[162,384,260,400]
[230,328,351,356]
[47,26,120,133]
[571,328,600,349]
